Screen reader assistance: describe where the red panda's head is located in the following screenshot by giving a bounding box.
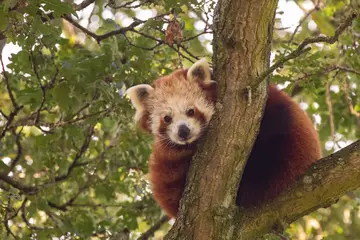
[126,58,217,146]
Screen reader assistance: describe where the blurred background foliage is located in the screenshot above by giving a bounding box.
[0,0,359,239]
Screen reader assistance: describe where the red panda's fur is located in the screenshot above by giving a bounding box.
[127,63,321,219]
[236,85,321,207]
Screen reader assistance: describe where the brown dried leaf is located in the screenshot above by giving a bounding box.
[165,19,183,46]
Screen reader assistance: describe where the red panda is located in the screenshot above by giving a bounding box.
[126,58,322,218]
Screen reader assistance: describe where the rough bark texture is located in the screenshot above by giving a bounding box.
[237,139,360,239]
[161,1,360,239]
[165,1,278,239]
[238,140,360,239]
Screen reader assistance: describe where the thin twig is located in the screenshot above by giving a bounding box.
[30,51,46,125]
[0,106,23,140]
[42,126,94,185]
[0,54,18,108]
[21,198,44,230]
[108,0,151,9]
[137,215,170,240]
[0,109,8,120]
[122,33,163,51]
[253,11,357,88]
[290,65,360,83]
[65,90,99,121]
[0,54,23,140]
[336,65,360,76]
[3,198,25,222]
[325,74,341,148]
[0,174,38,194]
[74,0,95,11]
[343,78,360,118]
[288,1,321,44]
[7,128,24,174]
[178,44,201,60]
[181,30,212,42]
[10,107,112,130]
[62,13,168,43]
[47,185,89,211]
[254,46,311,86]
[4,197,18,239]
[63,10,205,63]
[44,210,62,229]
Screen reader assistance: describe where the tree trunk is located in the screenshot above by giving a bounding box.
[165,0,278,239]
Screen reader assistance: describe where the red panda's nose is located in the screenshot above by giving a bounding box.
[178,125,190,139]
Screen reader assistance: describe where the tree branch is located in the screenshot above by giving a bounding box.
[62,14,167,43]
[47,184,89,211]
[137,215,170,240]
[0,55,23,140]
[336,65,360,76]
[7,128,24,174]
[107,0,151,9]
[62,12,206,63]
[0,174,38,194]
[287,1,320,44]
[238,139,360,239]
[43,126,94,185]
[29,51,46,125]
[3,196,18,239]
[10,107,112,130]
[0,50,18,108]
[3,197,25,222]
[21,198,44,230]
[325,70,341,148]
[253,11,357,88]
[165,0,277,239]
[342,78,360,118]
[74,0,96,11]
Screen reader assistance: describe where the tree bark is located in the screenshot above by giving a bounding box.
[235,139,360,239]
[165,0,278,239]
[163,1,360,240]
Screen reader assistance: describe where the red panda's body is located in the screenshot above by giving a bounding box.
[127,59,321,218]
[236,85,321,207]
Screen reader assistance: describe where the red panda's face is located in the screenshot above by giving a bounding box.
[127,58,217,146]
[149,83,214,145]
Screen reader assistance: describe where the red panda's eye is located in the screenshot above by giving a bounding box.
[187,109,195,116]
[164,116,172,123]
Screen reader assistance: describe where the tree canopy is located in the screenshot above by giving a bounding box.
[0,0,359,239]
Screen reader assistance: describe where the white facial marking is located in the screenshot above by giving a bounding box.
[148,79,214,145]
[168,118,202,145]
[135,58,216,145]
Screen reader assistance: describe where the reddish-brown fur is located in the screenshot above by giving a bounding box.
[139,69,321,218]
[149,143,196,217]
[236,85,321,206]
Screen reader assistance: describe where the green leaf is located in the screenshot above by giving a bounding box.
[355,104,360,112]
[312,11,335,36]
[0,11,8,31]
[42,0,77,17]
[73,210,95,237]
[95,183,115,201]
[53,82,72,112]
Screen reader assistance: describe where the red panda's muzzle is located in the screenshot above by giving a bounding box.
[178,124,191,140]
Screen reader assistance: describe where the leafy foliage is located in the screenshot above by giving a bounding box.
[0,0,359,239]
[272,1,360,239]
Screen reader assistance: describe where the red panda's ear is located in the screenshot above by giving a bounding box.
[200,80,217,103]
[126,84,153,123]
[187,58,212,82]
[187,58,217,102]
